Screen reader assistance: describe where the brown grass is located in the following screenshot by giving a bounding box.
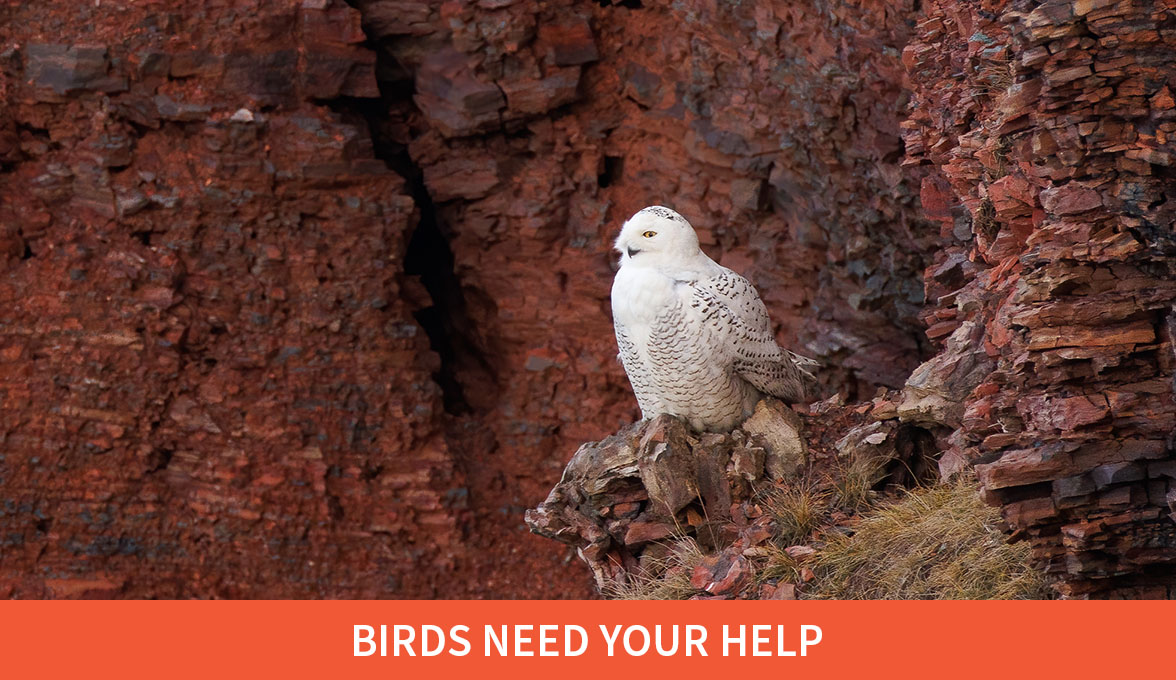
[760,476,829,545]
[973,198,999,241]
[829,454,888,512]
[808,476,1051,600]
[977,58,1015,97]
[595,424,1051,606]
[602,537,706,600]
[601,475,1049,600]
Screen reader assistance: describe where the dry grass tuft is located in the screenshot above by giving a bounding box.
[973,199,999,241]
[809,476,1051,600]
[760,477,829,545]
[977,58,1015,96]
[754,543,805,584]
[602,537,705,600]
[830,454,887,512]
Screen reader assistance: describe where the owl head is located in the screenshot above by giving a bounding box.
[614,206,701,264]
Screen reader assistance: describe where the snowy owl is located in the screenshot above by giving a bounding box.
[610,206,818,432]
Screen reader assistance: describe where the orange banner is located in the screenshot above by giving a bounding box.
[0,601,1165,678]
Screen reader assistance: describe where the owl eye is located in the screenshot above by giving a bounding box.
[642,230,657,238]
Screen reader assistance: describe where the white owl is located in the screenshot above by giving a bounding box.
[610,206,818,432]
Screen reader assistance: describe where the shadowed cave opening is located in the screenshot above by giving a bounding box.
[397,163,473,416]
[879,424,939,491]
[598,155,623,188]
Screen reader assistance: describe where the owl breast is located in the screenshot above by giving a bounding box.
[610,266,676,333]
[611,266,757,431]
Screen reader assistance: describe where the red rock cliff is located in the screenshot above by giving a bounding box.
[0,0,467,597]
[0,0,1173,598]
[902,0,1176,597]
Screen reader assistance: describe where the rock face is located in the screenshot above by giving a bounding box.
[2,0,1174,599]
[0,0,487,598]
[5,0,931,599]
[901,0,1176,597]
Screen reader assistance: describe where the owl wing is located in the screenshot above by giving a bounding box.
[688,270,818,403]
[614,319,664,419]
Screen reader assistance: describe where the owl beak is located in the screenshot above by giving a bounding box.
[626,246,640,257]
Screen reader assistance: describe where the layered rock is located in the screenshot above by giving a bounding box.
[0,0,473,598]
[901,0,1176,597]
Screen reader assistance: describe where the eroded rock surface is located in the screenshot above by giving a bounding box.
[902,0,1176,597]
[527,396,939,598]
[0,0,479,598]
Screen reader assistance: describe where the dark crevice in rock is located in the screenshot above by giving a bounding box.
[403,192,479,415]
[327,493,345,523]
[147,448,174,475]
[329,22,493,418]
[881,424,939,490]
[598,155,623,188]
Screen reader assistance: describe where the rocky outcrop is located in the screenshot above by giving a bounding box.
[527,398,940,598]
[527,402,807,589]
[901,0,1176,597]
